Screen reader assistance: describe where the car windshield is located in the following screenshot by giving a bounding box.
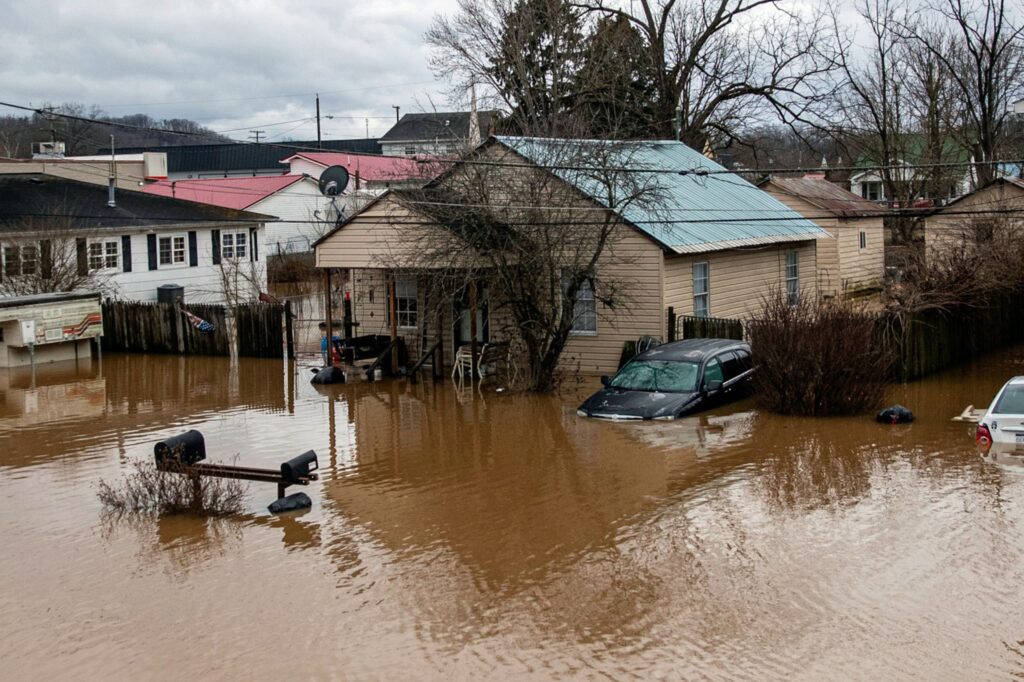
[609,360,700,392]
[994,385,1024,414]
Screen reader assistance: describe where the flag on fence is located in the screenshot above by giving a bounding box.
[182,309,216,334]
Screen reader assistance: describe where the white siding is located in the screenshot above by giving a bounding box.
[248,180,329,256]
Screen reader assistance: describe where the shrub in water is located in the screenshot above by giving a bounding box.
[98,460,246,516]
[746,290,890,416]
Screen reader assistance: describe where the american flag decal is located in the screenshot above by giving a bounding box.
[182,309,215,334]
[62,312,102,339]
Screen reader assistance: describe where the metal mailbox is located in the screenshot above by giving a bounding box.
[280,450,319,484]
[154,429,207,468]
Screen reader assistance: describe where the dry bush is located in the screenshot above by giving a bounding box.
[98,460,246,517]
[747,290,890,416]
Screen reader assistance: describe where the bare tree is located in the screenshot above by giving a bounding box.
[901,0,1024,186]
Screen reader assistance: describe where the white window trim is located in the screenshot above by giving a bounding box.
[385,274,419,330]
[564,272,598,336]
[158,233,189,270]
[785,250,800,306]
[221,230,249,261]
[1,242,39,278]
[693,261,710,318]
[88,237,121,273]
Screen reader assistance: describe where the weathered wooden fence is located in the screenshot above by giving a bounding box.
[102,301,291,358]
[885,291,1024,381]
[676,313,744,341]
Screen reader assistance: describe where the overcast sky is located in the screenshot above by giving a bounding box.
[0,0,462,142]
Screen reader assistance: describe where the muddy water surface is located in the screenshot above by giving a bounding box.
[2,348,1024,680]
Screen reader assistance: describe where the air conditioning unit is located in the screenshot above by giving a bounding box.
[31,141,66,159]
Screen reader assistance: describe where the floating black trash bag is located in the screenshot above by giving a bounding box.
[268,492,312,514]
[311,366,345,384]
[877,404,914,424]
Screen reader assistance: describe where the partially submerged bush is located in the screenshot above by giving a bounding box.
[98,460,246,516]
[747,290,890,416]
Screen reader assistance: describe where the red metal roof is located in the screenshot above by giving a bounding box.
[141,175,305,210]
[763,176,882,218]
[280,152,441,182]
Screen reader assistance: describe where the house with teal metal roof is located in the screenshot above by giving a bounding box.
[314,136,829,375]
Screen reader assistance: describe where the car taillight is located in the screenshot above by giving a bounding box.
[976,423,993,448]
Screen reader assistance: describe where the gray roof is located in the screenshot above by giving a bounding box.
[104,139,382,174]
[0,174,270,232]
[760,176,882,218]
[380,111,499,144]
[496,137,828,253]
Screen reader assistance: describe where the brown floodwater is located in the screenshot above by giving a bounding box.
[3,348,1024,680]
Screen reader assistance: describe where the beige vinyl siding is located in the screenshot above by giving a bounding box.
[560,225,665,375]
[837,216,885,291]
[663,242,817,322]
[762,189,841,296]
[925,182,1024,260]
[316,195,437,269]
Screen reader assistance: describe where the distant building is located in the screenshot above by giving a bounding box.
[0,291,101,367]
[379,111,498,157]
[103,139,381,180]
[759,175,885,296]
[924,176,1024,260]
[279,151,442,188]
[0,152,168,189]
[0,174,269,304]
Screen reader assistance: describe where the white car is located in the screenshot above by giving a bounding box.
[977,376,1024,449]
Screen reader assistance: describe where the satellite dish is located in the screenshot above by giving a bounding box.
[318,165,350,197]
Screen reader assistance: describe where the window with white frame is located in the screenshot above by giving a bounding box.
[785,250,800,305]
[404,145,416,156]
[861,181,882,201]
[693,262,710,317]
[386,274,418,328]
[563,272,597,334]
[2,243,38,277]
[88,238,119,271]
[221,231,248,260]
[158,234,187,267]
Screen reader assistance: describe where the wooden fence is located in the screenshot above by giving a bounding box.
[102,301,291,359]
[675,312,744,341]
[885,291,1024,381]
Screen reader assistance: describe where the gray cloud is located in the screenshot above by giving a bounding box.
[0,0,463,140]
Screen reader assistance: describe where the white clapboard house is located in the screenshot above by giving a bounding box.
[0,174,269,304]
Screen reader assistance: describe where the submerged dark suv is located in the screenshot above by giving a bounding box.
[577,338,754,421]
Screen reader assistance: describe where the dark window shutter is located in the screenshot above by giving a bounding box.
[211,229,221,265]
[147,234,158,271]
[40,239,52,279]
[250,227,258,262]
[76,238,88,276]
[121,235,132,272]
[188,231,198,267]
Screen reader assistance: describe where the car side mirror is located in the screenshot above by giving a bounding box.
[705,379,723,393]
[600,375,610,387]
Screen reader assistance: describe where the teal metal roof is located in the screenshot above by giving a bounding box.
[495,136,828,253]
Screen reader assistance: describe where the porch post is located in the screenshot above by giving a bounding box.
[389,273,399,375]
[434,304,444,380]
[323,268,333,366]
[469,280,478,379]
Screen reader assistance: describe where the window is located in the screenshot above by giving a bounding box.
[88,238,119,271]
[221,231,248,260]
[404,145,416,156]
[720,352,744,381]
[703,358,724,386]
[385,274,418,328]
[158,234,187,267]
[785,250,799,306]
[861,181,882,201]
[610,360,699,392]
[693,262,709,317]
[563,273,597,334]
[859,231,867,249]
[2,243,38,277]
[973,220,995,242]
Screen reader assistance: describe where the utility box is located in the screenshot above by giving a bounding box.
[157,284,184,305]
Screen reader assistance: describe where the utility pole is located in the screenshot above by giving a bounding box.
[316,93,321,149]
[392,105,400,124]
[365,118,369,138]
[249,130,265,143]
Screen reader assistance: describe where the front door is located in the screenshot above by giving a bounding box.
[453,282,489,350]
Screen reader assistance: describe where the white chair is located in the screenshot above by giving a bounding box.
[451,344,480,382]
